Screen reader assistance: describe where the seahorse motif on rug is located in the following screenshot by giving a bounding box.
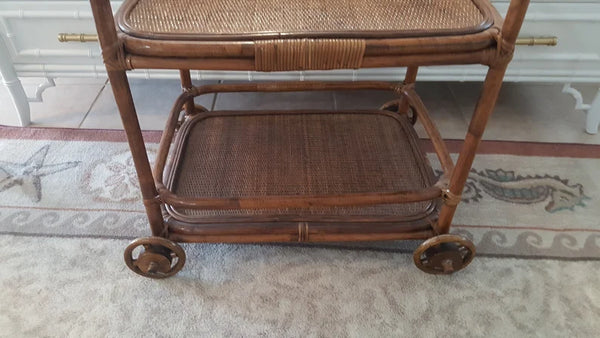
[437,168,590,213]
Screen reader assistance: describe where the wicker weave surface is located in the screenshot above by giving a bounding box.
[166,111,437,220]
[120,0,492,40]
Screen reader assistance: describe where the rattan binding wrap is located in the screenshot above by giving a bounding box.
[120,0,492,40]
[255,39,365,71]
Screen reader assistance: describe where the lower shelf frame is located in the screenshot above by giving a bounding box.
[150,81,455,241]
[166,221,436,243]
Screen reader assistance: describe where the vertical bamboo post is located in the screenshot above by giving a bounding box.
[89,0,166,236]
[398,66,418,114]
[501,0,531,46]
[404,66,419,84]
[436,65,506,233]
[179,69,196,115]
[436,0,530,234]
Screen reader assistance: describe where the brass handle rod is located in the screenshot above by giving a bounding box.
[58,33,557,47]
[57,33,99,42]
[515,36,558,46]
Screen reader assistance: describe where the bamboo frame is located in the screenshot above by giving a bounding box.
[89,0,530,270]
[151,81,453,211]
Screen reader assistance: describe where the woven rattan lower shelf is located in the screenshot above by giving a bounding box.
[157,109,441,242]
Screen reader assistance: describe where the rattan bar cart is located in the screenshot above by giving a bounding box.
[90,0,529,278]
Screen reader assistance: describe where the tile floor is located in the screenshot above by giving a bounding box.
[2,77,599,144]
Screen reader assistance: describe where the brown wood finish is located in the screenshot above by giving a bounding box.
[126,51,493,71]
[121,32,498,59]
[436,0,530,235]
[89,0,530,276]
[399,86,455,176]
[436,65,508,234]
[90,0,166,237]
[178,69,195,115]
[168,230,434,244]
[165,217,436,244]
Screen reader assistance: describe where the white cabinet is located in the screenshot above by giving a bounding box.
[1,0,599,131]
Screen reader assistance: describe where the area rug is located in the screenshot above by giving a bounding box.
[1,126,599,259]
[2,126,600,337]
[1,235,599,337]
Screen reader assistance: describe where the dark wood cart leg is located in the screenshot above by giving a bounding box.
[436,65,508,235]
[414,1,530,274]
[434,0,529,235]
[108,70,188,278]
[179,69,197,115]
[412,65,507,275]
[106,70,165,237]
[109,67,189,279]
[90,0,186,277]
[90,0,166,237]
[399,66,418,117]
[404,66,418,85]
[380,66,419,123]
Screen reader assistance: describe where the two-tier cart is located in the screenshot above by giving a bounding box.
[90,0,529,278]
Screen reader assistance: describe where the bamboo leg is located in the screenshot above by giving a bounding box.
[90,0,166,237]
[399,66,418,114]
[404,66,419,84]
[179,69,196,115]
[436,65,508,234]
[107,70,165,236]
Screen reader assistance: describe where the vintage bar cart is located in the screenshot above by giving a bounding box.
[90,0,529,278]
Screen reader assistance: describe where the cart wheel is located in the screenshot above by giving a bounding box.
[380,99,418,125]
[124,237,186,279]
[413,234,475,275]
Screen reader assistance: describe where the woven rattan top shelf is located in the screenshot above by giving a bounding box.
[112,0,504,70]
[118,0,494,40]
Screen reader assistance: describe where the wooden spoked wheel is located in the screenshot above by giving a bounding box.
[413,234,475,275]
[124,237,186,279]
[380,98,418,125]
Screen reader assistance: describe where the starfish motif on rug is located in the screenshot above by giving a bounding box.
[0,145,80,202]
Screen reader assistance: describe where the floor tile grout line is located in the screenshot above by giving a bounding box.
[446,82,473,126]
[77,79,109,128]
[211,93,218,111]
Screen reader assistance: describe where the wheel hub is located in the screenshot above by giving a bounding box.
[124,236,186,279]
[413,234,475,274]
[135,251,172,274]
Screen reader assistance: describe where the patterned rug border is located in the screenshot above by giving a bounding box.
[0,125,163,143]
[3,203,600,233]
[2,125,599,259]
[2,125,600,158]
[1,232,598,262]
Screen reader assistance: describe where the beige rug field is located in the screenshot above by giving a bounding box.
[1,235,599,337]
